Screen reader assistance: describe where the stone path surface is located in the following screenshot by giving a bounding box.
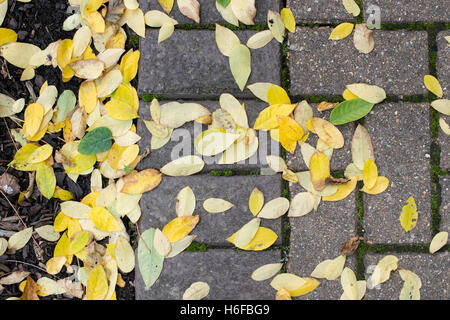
[134,1,449,300]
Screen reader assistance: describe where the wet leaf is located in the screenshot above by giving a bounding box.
[399,196,418,232]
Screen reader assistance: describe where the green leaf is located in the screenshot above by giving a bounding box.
[138,228,164,290]
[78,127,113,155]
[330,99,374,125]
[229,44,251,91]
[56,90,76,123]
[216,0,231,8]
[35,163,56,199]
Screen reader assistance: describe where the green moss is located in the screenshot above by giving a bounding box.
[186,241,208,252]
[141,94,162,102]
[356,182,365,236]
[209,169,259,176]
[128,34,139,50]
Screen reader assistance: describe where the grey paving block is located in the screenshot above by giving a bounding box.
[363,253,449,300]
[286,103,355,172]
[138,29,281,99]
[287,0,355,23]
[363,0,450,23]
[441,176,449,234]
[139,0,282,25]
[287,183,358,300]
[437,31,450,171]
[288,28,428,97]
[363,103,432,244]
[136,100,281,172]
[138,174,283,246]
[135,249,282,300]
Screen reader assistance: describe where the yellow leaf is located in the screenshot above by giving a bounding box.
[86,0,103,12]
[322,176,357,201]
[28,144,53,163]
[65,153,96,174]
[107,143,139,171]
[280,8,296,32]
[88,206,122,232]
[68,231,89,255]
[360,176,389,195]
[67,218,82,240]
[249,187,264,216]
[54,212,70,232]
[54,232,70,257]
[275,288,291,300]
[424,75,443,98]
[253,103,296,130]
[290,277,320,297]
[79,80,97,114]
[399,196,418,232]
[104,99,138,120]
[429,231,448,254]
[267,85,291,105]
[0,28,17,46]
[227,227,278,251]
[57,39,73,70]
[270,273,306,295]
[53,186,74,201]
[24,103,44,137]
[86,265,108,300]
[120,50,140,83]
[277,115,303,154]
[158,0,174,14]
[120,169,162,194]
[342,0,361,16]
[45,256,67,275]
[309,151,330,191]
[85,11,105,33]
[342,88,359,100]
[362,159,378,189]
[162,215,200,242]
[329,22,354,40]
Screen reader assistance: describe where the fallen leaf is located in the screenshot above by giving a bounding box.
[229,44,251,91]
[160,155,205,176]
[265,155,287,172]
[399,269,421,300]
[370,255,398,287]
[246,30,274,49]
[431,99,450,115]
[353,23,374,54]
[288,192,315,217]
[203,198,234,213]
[342,0,361,16]
[439,117,450,135]
[159,102,210,128]
[399,196,418,232]
[233,218,260,248]
[251,263,283,281]
[230,0,256,25]
[8,227,33,250]
[346,83,386,104]
[257,197,289,219]
[340,267,358,300]
[86,265,108,300]
[329,22,354,40]
[120,169,162,194]
[227,226,277,251]
[429,231,448,254]
[267,10,285,43]
[177,0,200,23]
[153,228,172,257]
[309,151,331,191]
[311,117,344,149]
[351,124,375,171]
[88,206,122,232]
[362,159,378,189]
[330,98,374,125]
[424,75,443,98]
[115,236,135,273]
[138,228,164,290]
[340,236,364,256]
[162,216,199,242]
[360,176,389,195]
[19,276,39,300]
[183,281,210,300]
[280,8,296,32]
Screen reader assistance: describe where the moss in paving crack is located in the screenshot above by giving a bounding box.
[141,94,162,102]
[209,169,259,176]
[128,34,139,50]
[354,0,364,24]
[297,96,344,104]
[186,241,208,252]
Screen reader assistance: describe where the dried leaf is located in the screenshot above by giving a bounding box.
[353,23,374,54]
[340,236,363,256]
[311,117,344,149]
[177,0,200,23]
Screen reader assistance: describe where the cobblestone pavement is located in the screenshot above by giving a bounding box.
[134,0,449,300]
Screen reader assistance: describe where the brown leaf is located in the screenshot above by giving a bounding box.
[325,177,350,185]
[317,101,339,112]
[340,236,363,256]
[18,276,39,300]
[0,173,20,196]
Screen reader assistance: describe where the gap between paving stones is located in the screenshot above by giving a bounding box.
[134,5,449,298]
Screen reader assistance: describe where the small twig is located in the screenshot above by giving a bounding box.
[3,260,59,279]
[24,172,35,199]
[0,189,42,251]
[3,118,18,152]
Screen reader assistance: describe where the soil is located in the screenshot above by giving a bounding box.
[0,0,136,300]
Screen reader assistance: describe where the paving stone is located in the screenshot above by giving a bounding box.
[286,103,355,172]
[363,103,432,244]
[138,174,283,246]
[288,28,428,97]
[363,253,449,300]
[139,0,282,25]
[287,0,354,24]
[138,29,281,99]
[440,176,449,234]
[136,100,280,172]
[437,31,450,171]
[287,183,358,300]
[135,249,282,300]
[363,0,450,23]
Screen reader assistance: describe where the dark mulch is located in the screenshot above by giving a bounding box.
[0,0,135,300]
